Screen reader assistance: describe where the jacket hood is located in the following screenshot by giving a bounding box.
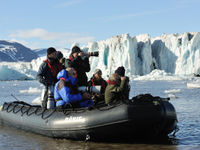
[57,69,78,85]
[57,69,67,80]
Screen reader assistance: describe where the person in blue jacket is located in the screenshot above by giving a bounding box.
[54,67,94,108]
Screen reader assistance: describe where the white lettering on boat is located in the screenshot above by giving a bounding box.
[53,116,86,125]
[64,116,83,121]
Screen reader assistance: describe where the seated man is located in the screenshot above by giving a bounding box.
[105,73,126,104]
[88,69,107,93]
[54,67,93,108]
[115,66,130,99]
[88,69,107,103]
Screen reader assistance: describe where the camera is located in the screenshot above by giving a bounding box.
[81,51,99,60]
[90,51,99,57]
[78,86,101,94]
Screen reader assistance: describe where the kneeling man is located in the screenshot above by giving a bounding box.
[54,68,93,108]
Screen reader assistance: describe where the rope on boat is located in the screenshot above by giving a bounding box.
[1,100,121,121]
[2,101,57,120]
[41,109,56,120]
[2,100,97,119]
[12,103,22,114]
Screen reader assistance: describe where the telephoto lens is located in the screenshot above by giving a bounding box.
[90,51,99,57]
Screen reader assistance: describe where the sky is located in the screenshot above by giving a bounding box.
[0,0,199,49]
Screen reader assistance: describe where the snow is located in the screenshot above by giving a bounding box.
[164,89,181,94]
[164,89,181,99]
[167,93,179,99]
[19,87,41,94]
[0,44,17,53]
[0,32,200,81]
[187,82,200,88]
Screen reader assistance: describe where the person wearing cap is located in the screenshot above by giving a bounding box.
[104,73,126,104]
[37,47,63,108]
[115,66,130,100]
[88,69,107,93]
[64,46,90,86]
[88,69,107,103]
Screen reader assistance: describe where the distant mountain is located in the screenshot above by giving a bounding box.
[33,48,47,57]
[0,40,38,62]
[33,48,70,57]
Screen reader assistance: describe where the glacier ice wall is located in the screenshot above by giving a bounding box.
[85,34,139,77]
[85,32,200,77]
[152,32,200,75]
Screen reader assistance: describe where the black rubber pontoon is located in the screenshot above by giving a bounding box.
[0,95,178,141]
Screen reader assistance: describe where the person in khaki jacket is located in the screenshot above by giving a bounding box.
[115,66,130,100]
[105,73,126,104]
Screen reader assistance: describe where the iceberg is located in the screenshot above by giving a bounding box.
[0,65,31,80]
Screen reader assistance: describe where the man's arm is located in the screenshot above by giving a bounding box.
[110,78,126,93]
[37,62,50,86]
[59,86,82,103]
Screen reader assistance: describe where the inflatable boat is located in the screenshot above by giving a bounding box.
[0,94,178,141]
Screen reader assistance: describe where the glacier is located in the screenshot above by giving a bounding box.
[152,32,200,75]
[86,32,200,77]
[0,32,200,81]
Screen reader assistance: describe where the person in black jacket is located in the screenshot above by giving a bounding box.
[88,69,107,103]
[64,46,90,86]
[37,47,63,108]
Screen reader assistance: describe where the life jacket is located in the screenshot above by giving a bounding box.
[45,59,63,78]
[68,56,74,61]
[91,78,106,89]
[68,55,84,66]
[107,80,117,85]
